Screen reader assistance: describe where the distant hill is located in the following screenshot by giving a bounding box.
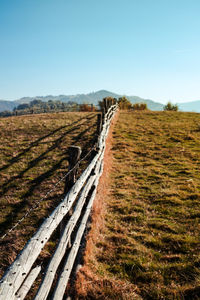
[14,90,120,106]
[127,96,164,111]
[0,90,199,112]
[178,100,200,113]
[0,90,163,112]
[0,100,17,112]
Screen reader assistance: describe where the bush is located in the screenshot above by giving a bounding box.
[118,97,132,110]
[79,104,96,112]
[16,103,30,110]
[0,110,13,117]
[132,103,148,110]
[164,102,178,111]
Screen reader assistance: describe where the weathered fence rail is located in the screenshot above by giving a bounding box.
[0,99,118,300]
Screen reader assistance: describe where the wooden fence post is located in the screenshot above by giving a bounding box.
[103,98,108,113]
[102,107,106,124]
[64,146,82,194]
[97,113,102,136]
[61,146,82,236]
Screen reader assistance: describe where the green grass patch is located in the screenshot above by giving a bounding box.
[86,111,200,299]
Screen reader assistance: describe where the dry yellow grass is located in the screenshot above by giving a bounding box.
[76,111,200,299]
[0,111,98,278]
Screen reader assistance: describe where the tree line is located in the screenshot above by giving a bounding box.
[0,99,84,117]
[99,96,148,110]
[0,96,179,118]
[99,97,179,111]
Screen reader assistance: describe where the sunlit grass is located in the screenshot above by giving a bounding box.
[0,111,97,277]
[79,111,200,299]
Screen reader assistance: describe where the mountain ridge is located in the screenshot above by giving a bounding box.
[178,100,200,112]
[0,90,164,112]
[0,90,199,112]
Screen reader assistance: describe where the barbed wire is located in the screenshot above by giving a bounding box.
[0,145,96,241]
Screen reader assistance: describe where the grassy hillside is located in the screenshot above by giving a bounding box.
[0,112,98,277]
[76,111,200,299]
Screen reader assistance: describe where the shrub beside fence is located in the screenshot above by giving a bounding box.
[0,99,118,300]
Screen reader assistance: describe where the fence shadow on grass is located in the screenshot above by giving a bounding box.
[0,114,97,196]
[0,114,94,173]
[0,113,97,240]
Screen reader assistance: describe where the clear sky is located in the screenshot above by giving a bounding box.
[0,0,200,103]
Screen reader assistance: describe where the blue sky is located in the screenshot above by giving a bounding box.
[0,0,200,103]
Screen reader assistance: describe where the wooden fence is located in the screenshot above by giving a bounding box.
[0,99,118,300]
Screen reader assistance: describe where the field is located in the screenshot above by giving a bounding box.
[0,112,98,277]
[76,111,200,299]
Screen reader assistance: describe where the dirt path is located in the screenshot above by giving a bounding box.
[74,111,142,299]
[74,111,120,297]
